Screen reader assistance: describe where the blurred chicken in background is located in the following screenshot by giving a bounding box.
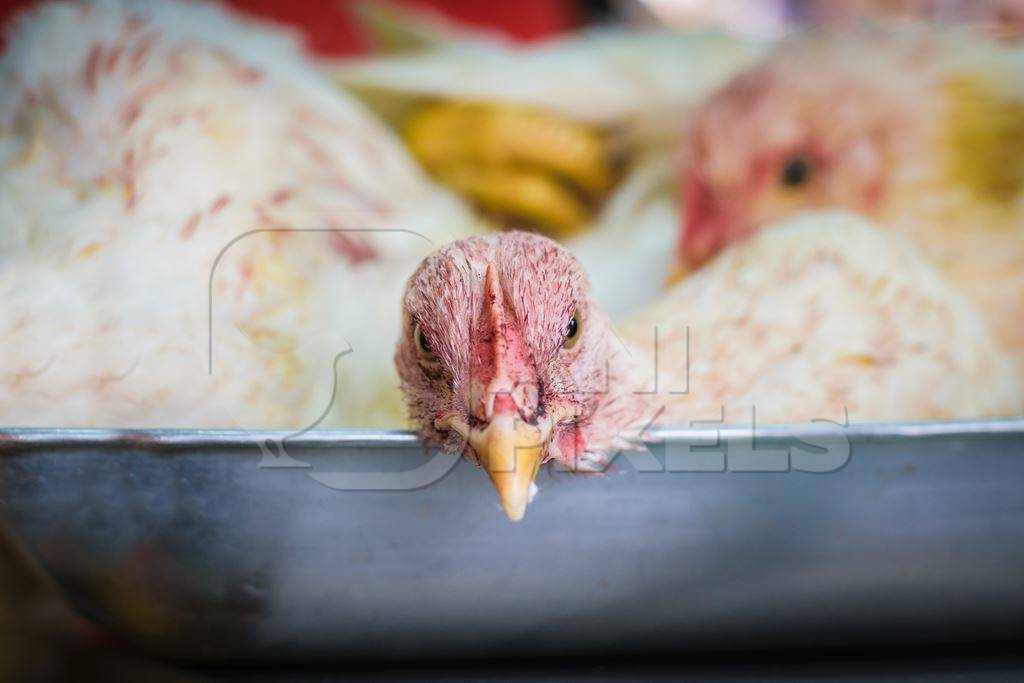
[640,0,1024,42]
[0,0,478,430]
[678,21,1024,367]
[797,0,1024,41]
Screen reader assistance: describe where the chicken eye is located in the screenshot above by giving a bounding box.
[781,156,811,188]
[414,323,434,357]
[563,310,581,349]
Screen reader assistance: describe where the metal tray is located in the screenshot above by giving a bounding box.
[1,420,1023,662]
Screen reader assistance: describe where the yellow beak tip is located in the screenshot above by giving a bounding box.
[471,413,550,523]
[502,501,527,523]
[489,471,533,522]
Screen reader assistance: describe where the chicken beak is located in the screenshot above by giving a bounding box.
[468,411,552,522]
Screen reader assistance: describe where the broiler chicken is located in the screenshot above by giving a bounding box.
[0,0,476,428]
[396,213,1022,520]
[678,22,1024,359]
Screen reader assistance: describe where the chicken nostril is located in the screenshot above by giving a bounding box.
[474,384,540,423]
[516,382,540,417]
[491,393,517,417]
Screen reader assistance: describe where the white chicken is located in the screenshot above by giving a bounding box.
[621,212,1023,425]
[0,0,477,429]
[397,212,1022,519]
[678,21,1024,364]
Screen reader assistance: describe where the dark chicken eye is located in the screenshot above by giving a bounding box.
[781,156,811,187]
[563,310,581,350]
[414,323,433,357]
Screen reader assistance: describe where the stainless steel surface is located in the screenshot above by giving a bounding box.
[1,420,1023,662]
[196,652,1024,683]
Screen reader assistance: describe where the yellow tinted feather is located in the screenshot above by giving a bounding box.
[945,75,1024,204]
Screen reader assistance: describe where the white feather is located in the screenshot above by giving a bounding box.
[0,0,478,428]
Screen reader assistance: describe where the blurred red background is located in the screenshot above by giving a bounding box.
[0,0,580,54]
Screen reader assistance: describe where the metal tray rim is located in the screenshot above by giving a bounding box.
[1,417,1023,450]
